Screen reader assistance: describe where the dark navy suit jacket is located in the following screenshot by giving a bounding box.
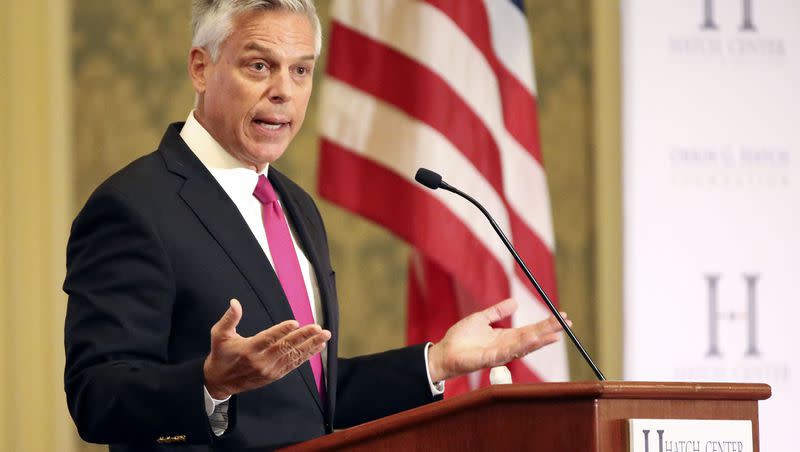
[64,123,438,451]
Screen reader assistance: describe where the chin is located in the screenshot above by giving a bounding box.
[247,147,287,166]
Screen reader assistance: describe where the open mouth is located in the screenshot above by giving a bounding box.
[254,119,289,131]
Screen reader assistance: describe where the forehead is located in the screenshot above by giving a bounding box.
[224,9,316,57]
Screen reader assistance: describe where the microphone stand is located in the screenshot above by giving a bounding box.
[434,176,606,381]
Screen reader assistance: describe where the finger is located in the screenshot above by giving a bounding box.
[301,333,330,358]
[541,331,564,344]
[480,298,518,324]
[275,330,331,372]
[292,329,331,357]
[551,314,572,330]
[523,330,563,356]
[250,319,300,350]
[523,325,565,351]
[248,328,330,383]
[260,324,325,358]
[531,315,568,334]
[507,320,562,349]
[279,324,327,349]
[273,328,330,360]
[212,298,243,337]
[531,316,568,336]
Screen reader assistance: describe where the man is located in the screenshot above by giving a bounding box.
[64,1,569,450]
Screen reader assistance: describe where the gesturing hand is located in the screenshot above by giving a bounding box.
[203,299,331,399]
[426,298,569,383]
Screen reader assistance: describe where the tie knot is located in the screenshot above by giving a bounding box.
[253,174,278,205]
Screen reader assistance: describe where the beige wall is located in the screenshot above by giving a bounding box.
[0,0,622,449]
[1,0,78,451]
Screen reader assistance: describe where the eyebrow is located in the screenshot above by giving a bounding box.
[243,42,315,61]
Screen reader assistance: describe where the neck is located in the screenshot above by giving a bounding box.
[191,108,265,173]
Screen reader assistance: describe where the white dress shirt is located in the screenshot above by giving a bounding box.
[178,111,443,435]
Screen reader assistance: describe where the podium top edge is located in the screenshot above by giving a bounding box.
[482,380,772,401]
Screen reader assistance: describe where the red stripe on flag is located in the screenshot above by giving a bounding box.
[327,22,504,194]
[407,253,459,344]
[423,0,543,163]
[318,139,510,306]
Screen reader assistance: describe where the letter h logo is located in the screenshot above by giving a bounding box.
[701,0,757,31]
[705,274,760,357]
[641,430,664,452]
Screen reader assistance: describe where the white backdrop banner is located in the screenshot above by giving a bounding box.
[621,1,800,449]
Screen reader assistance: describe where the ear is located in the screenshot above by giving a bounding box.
[188,47,211,95]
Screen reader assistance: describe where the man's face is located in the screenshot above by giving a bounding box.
[192,10,316,170]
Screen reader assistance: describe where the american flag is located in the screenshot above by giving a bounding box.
[318,0,567,396]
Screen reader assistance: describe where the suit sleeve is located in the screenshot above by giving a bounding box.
[333,345,443,428]
[63,185,215,445]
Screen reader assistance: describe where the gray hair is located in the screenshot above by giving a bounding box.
[191,0,322,60]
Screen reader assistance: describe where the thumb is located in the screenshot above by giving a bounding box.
[213,298,242,337]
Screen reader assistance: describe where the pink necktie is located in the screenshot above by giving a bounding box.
[253,175,324,398]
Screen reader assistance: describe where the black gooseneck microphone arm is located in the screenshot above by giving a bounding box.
[415,168,606,381]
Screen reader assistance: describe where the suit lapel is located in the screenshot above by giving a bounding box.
[159,124,324,411]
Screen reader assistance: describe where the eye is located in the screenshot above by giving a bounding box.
[251,62,267,72]
[295,66,310,76]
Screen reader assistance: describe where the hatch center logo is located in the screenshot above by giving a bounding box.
[672,273,790,384]
[640,429,745,452]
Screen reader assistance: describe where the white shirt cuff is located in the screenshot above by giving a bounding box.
[424,342,445,396]
[203,385,232,416]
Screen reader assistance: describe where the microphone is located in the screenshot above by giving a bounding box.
[414,168,444,190]
[414,167,606,381]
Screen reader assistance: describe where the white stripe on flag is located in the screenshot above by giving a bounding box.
[482,0,538,95]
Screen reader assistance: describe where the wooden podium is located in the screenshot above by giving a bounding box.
[279,381,770,451]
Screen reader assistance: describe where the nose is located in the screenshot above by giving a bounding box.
[267,69,292,104]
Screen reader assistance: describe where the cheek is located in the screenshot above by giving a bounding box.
[216,77,252,111]
[295,89,313,121]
